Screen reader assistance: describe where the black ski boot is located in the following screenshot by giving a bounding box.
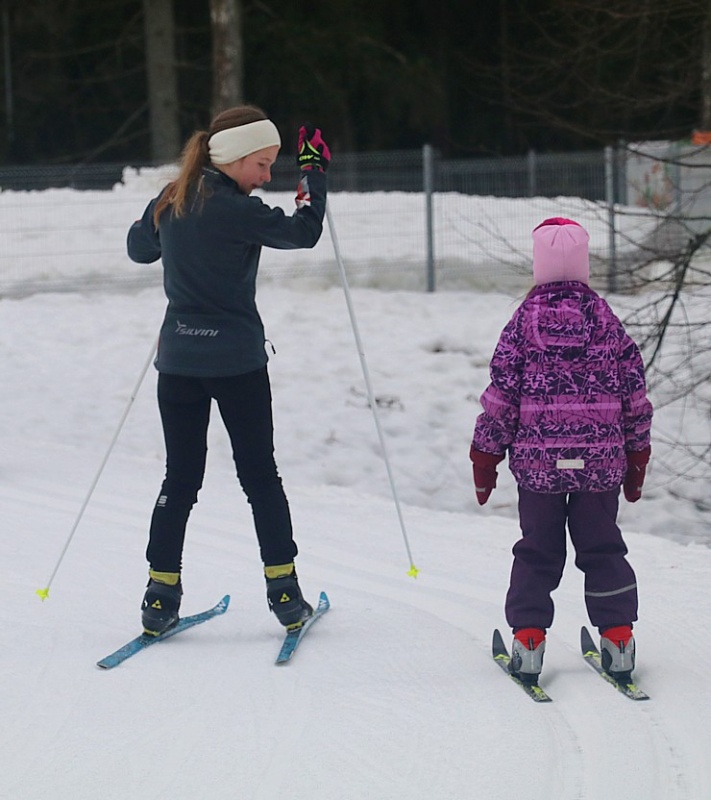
[265,563,313,630]
[141,571,182,636]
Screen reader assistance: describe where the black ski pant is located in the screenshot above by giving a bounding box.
[146,368,297,573]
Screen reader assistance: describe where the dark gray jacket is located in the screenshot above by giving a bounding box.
[127,167,327,376]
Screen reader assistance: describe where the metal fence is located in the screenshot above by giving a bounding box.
[0,143,708,297]
[0,149,611,196]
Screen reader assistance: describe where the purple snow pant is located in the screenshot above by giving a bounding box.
[505,487,638,633]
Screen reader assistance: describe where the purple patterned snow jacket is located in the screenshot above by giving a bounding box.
[472,281,653,494]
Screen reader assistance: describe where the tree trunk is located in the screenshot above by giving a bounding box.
[143,0,180,163]
[210,0,244,117]
[702,0,711,130]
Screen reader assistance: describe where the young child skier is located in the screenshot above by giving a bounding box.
[470,217,653,686]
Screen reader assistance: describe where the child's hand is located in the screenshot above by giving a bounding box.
[623,447,650,502]
[470,447,505,506]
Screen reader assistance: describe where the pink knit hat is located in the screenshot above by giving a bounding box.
[532,217,590,285]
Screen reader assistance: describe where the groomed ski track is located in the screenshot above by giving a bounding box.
[0,439,708,800]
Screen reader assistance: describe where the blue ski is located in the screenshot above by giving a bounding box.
[97,595,230,670]
[275,591,330,664]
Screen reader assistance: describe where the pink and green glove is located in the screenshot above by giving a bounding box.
[297,124,331,172]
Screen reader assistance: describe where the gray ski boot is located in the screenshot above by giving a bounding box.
[510,627,546,685]
[600,625,635,682]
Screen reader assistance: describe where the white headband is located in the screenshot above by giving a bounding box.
[208,119,281,164]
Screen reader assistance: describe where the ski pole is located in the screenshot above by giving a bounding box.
[325,203,419,578]
[36,338,158,600]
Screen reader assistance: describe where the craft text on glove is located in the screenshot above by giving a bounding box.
[297,124,331,172]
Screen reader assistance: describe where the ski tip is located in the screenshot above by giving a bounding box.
[492,629,510,661]
[318,590,329,609]
[219,594,231,610]
[580,625,595,652]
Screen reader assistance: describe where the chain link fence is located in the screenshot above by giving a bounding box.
[0,144,708,297]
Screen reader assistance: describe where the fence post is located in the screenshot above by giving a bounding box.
[423,143,435,292]
[616,140,628,205]
[527,149,537,197]
[605,145,618,292]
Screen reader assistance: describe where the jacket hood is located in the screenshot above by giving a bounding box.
[525,283,596,354]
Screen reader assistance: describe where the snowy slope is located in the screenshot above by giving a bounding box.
[1,284,710,799]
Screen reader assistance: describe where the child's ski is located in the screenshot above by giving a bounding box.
[580,626,650,701]
[492,629,552,702]
[97,595,230,670]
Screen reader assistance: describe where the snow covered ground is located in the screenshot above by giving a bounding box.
[1,181,710,799]
[0,164,661,295]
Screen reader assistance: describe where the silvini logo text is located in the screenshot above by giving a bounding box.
[175,320,220,337]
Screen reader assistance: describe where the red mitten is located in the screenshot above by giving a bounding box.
[623,447,651,503]
[470,446,505,506]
